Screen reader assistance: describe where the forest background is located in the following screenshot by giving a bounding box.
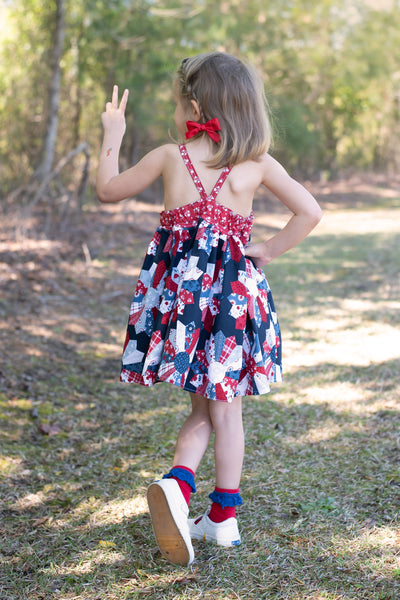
[1,0,400,199]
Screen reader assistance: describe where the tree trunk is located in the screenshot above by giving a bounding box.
[37,0,65,181]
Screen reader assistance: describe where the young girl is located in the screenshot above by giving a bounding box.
[96,52,322,567]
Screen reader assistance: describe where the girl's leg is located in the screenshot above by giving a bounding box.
[172,392,213,472]
[147,392,212,566]
[208,396,244,489]
[188,397,244,546]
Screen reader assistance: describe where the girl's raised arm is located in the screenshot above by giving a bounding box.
[246,154,322,267]
[96,85,166,203]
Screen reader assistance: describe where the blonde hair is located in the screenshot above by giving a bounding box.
[175,52,272,168]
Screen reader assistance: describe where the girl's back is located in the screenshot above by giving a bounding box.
[162,140,264,218]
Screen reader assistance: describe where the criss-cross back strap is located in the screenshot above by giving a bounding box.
[179,144,231,202]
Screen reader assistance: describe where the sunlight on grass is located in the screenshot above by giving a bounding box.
[286,323,400,368]
[337,526,400,553]
[5,397,33,410]
[294,422,351,444]
[89,495,149,524]
[51,494,148,532]
[12,491,46,510]
[132,403,187,424]
[317,207,400,234]
[49,548,127,576]
[85,341,122,358]
[0,454,24,476]
[332,526,400,577]
[303,382,375,410]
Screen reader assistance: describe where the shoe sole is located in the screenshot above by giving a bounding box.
[192,533,241,546]
[147,483,191,566]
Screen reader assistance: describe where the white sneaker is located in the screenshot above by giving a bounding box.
[188,509,241,547]
[147,479,195,565]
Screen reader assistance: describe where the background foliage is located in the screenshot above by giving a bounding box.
[0,0,400,193]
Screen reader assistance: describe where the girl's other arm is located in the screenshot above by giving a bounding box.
[96,85,166,203]
[246,155,322,267]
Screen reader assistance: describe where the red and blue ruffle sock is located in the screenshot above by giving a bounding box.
[208,487,243,523]
[162,465,196,506]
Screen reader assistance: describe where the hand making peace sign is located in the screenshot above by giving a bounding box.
[101,85,129,137]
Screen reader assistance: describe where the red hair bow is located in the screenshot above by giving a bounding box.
[185,118,221,143]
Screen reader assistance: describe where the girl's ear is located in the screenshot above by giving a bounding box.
[190,99,201,122]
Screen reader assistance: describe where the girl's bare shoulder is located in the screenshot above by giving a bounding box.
[135,144,181,178]
[162,143,181,158]
[229,155,268,189]
[257,152,290,177]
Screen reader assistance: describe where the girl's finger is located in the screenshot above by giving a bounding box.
[111,84,118,108]
[119,89,129,113]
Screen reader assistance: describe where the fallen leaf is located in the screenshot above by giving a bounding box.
[173,574,197,584]
[32,516,49,527]
[121,577,139,586]
[38,423,61,436]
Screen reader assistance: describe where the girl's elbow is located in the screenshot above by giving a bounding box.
[97,191,107,203]
[96,181,107,203]
[96,187,115,204]
[307,203,322,226]
[312,205,323,225]
[96,175,118,203]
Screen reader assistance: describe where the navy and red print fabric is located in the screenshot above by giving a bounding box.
[120,144,282,401]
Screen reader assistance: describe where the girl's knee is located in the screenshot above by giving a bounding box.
[190,392,211,418]
[209,397,242,431]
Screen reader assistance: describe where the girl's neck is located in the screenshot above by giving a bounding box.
[184,137,216,163]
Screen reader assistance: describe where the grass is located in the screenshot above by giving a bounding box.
[0,188,399,599]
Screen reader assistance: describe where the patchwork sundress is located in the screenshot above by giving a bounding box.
[120,144,282,402]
